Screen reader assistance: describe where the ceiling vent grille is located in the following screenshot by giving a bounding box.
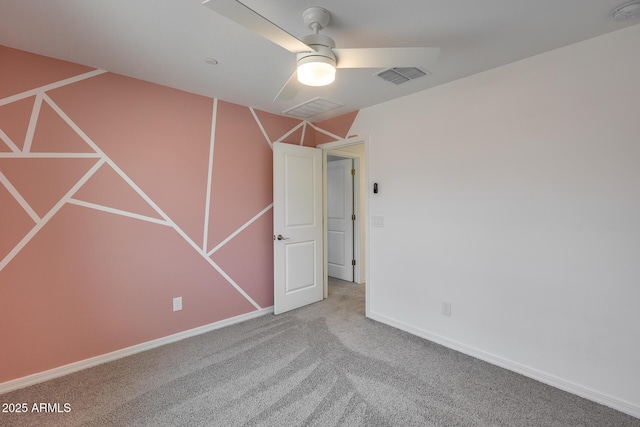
[376,67,430,85]
[282,97,343,119]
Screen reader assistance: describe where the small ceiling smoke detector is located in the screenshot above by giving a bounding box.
[611,1,640,21]
[204,58,218,65]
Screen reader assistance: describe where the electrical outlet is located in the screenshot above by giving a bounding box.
[442,302,452,317]
[173,297,182,312]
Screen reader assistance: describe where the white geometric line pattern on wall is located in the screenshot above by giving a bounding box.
[308,122,342,141]
[276,121,306,145]
[0,70,107,108]
[42,91,263,309]
[22,93,42,153]
[0,170,40,223]
[0,71,347,312]
[0,77,253,310]
[299,122,308,146]
[67,198,172,227]
[249,107,273,150]
[0,158,105,272]
[202,98,218,253]
[208,204,274,257]
[0,128,21,152]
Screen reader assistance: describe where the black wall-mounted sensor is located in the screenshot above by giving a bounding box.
[373,183,378,194]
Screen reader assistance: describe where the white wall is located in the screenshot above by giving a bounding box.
[350,23,640,416]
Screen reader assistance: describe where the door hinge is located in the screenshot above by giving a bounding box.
[351,169,356,176]
[352,259,356,266]
[352,214,356,221]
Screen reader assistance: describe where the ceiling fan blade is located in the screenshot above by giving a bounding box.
[203,0,313,53]
[333,47,440,69]
[274,70,303,102]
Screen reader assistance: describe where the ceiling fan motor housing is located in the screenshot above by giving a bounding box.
[296,34,336,86]
[297,34,336,65]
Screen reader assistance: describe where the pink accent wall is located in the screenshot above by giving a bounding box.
[31,102,95,153]
[0,157,100,217]
[206,101,273,250]
[314,110,359,144]
[211,209,275,308]
[0,184,35,262]
[46,72,214,248]
[254,109,302,143]
[0,46,95,99]
[73,164,163,220]
[0,45,359,383]
[0,96,35,150]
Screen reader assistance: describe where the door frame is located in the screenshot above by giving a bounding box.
[318,135,369,316]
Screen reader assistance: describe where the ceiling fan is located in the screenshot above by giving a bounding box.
[203,0,440,102]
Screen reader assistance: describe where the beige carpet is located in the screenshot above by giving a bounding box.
[1,279,637,426]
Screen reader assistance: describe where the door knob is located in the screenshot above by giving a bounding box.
[276,234,289,240]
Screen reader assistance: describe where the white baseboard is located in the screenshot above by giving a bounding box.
[367,310,640,420]
[0,307,273,395]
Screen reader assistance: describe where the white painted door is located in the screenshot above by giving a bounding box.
[273,142,323,314]
[327,158,354,281]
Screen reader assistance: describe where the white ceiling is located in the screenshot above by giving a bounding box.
[1,1,638,121]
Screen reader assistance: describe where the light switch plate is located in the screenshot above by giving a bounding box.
[442,302,452,317]
[371,216,385,227]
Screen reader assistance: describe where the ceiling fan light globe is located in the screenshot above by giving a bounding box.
[297,60,336,86]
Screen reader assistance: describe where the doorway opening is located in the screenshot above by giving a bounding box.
[319,138,367,302]
[327,155,355,282]
[272,137,368,316]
